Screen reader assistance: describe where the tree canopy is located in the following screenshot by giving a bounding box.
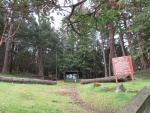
[0,0,149,79]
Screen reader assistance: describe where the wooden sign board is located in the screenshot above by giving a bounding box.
[112,56,134,83]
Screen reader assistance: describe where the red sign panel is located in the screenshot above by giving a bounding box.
[112,56,134,76]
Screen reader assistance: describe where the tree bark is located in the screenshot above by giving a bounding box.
[137,36,149,69]
[9,38,15,73]
[108,23,115,76]
[108,23,115,59]
[80,75,131,84]
[55,46,58,80]
[109,54,111,76]
[37,47,44,76]
[2,24,13,74]
[119,33,126,56]
[0,76,56,85]
[19,58,24,72]
[100,36,108,77]
[93,39,97,78]
[124,20,138,71]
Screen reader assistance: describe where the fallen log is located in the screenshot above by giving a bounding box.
[80,75,132,84]
[0,76,56,85]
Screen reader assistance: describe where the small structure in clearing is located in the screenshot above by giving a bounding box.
[64,71,79,82]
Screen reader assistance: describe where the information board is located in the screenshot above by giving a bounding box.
[64,71,78,83]
[112,56,134,83]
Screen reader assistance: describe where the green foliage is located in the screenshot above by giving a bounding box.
[119,0,150,61]
[100,9,119,24]
[66,0,119,36]
[58,30,103,77]
[1,0,150,77]
[14,16,59,73]
[134,68,150,79]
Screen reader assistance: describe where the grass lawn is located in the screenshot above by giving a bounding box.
[77,79,150,112]
[0,69,150,113]
[76,69,150,112]
[0,80,90,113]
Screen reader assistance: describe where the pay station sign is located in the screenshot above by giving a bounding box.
[112,56,134,83]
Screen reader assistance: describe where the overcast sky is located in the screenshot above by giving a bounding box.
[50,0,83,29]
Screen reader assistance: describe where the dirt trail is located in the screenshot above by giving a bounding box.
[68,85,109,113]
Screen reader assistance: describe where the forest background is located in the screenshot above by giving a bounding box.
[0,0,149,79]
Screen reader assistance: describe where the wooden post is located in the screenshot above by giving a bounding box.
[115,75,118,84]
[131,73,134,83]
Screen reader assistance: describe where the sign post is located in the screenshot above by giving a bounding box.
[112,56,134,83]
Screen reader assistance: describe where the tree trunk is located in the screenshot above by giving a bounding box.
[119,33,126,56]
[19,58,24,72]
[137,36,149,69]
[0,76,56,85]
[37,47,44,76]
[124,20,138,71]
[108,23,115,76]
[100,36,108,77]
[108,23,115,59]
[55,46,58,80]
[9,38,15,73]
[80,75,131,84]
[93,42,97,78]
[2,24,13,74]
[109,54,111,76]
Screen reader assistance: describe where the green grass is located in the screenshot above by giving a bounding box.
[0,82,86,113]
[77,83,136,112]
[77,69,150,112]
[0,69,150,113]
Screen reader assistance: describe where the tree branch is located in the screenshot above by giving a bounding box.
[68,18,82,35]
[0,12,29,46]
[4,21,22,42]
[68,0,87,18]
[66,0,109,36]
[0,13,11,46]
